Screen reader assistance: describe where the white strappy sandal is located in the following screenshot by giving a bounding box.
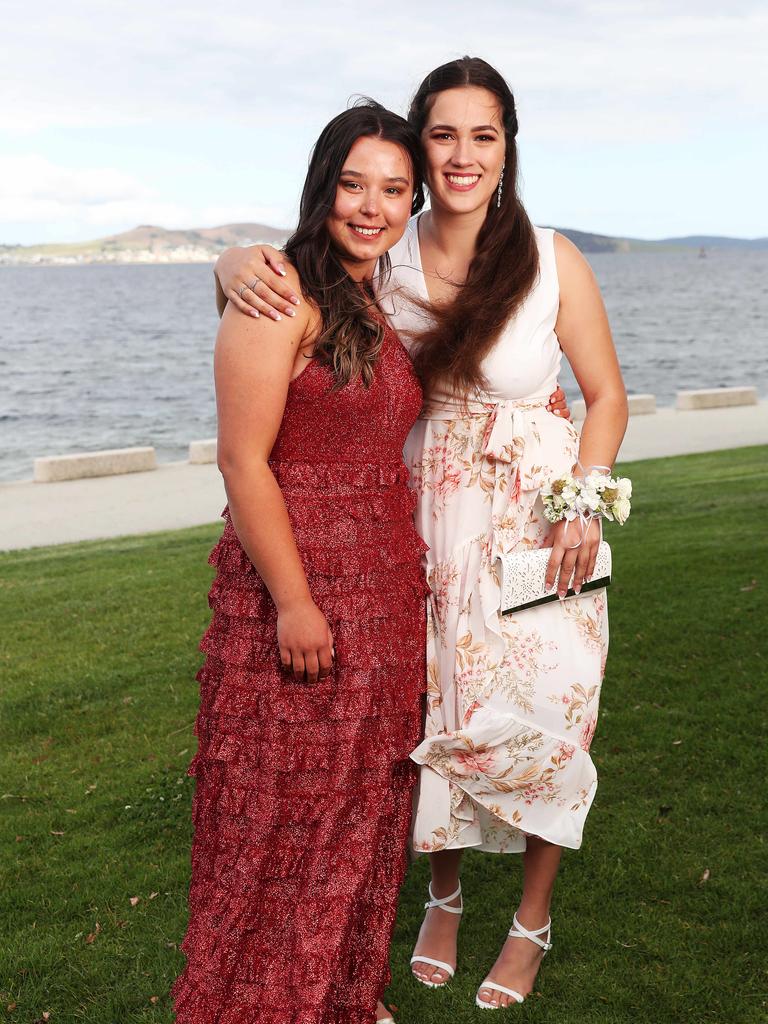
[475,913,552,1009]
[409,881,463,988]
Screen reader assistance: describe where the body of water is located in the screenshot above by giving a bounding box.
[1,250,766,482]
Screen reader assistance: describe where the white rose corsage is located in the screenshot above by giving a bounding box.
[497,466,631,614]
[541,467,632,541]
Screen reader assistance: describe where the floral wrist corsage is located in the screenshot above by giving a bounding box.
[541,469,633,528]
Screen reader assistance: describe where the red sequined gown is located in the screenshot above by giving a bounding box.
[171,325,428,1024]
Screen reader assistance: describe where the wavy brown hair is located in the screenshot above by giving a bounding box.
[283,99,425,388]
[407,57,539,398]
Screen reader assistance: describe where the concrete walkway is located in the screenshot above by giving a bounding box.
[1,403,766,552]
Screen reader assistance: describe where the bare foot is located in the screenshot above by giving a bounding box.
[410,887,462,987]
[476,915,550,1008]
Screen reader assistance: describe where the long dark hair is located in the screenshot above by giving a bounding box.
[284,98,425,388]
[407,56,539,398]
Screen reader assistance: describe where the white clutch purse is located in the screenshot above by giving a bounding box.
[497,541,612,615]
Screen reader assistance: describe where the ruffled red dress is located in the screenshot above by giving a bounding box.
[171,324,428,1024]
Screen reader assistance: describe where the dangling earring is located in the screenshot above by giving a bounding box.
[496,163,505,209]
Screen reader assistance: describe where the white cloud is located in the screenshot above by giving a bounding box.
[0,154,294,240]
[0,155,151,206]
[1,2,766,137]
[0,0,766,240]
[0,155,154,225]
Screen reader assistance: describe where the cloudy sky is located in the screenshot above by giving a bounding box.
[2,0,766,245]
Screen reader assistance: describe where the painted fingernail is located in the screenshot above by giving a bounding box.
[285,307,296,317]
[554,409,561,415]
[574,584,581,594]
[271,312,282,321]
[250,309,260,318]
[290,295,300,305]
[278,264,287,276]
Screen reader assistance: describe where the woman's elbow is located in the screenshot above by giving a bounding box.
[585,388,628,423]
[609,387,629,422]
[216,445,267,482]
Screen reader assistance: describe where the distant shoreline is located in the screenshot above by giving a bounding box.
[2,220,767,267]
[0,258,220,268]
[2,248,766,268]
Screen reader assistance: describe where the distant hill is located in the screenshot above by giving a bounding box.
[1,222,766,266]
[99,222,291,250]
[549,228,768,253]
[655,234,768,250]
[547,228,626,253]
[548,228,765,253]
[0,222,291,266]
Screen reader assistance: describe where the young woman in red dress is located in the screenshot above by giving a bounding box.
[171,101,430,1024]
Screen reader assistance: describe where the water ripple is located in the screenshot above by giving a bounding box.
[0,252,766,482]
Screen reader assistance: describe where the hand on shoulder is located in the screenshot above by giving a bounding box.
[218,261,314,353]
[215,263,316,408]
[216,245,303,320]
[215,269,315,468]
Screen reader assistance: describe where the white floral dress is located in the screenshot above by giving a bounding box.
[379,217,609,853]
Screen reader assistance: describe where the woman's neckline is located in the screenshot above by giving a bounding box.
[413,210,485,307]
[288,315,409,391]
[411,212,432,305]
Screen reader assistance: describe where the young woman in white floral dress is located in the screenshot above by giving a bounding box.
[215,57,628,1012]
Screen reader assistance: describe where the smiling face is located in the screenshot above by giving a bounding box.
[421,85,506,216]
[325,135,414,280]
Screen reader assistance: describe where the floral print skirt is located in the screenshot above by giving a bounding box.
[405,397,609,853]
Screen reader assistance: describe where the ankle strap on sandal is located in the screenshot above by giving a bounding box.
[425,881,463,915]
[508,912,552,952]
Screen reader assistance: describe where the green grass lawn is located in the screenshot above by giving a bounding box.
[1,446,766,1024]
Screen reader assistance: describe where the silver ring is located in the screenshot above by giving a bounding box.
[248,277,261,291]
[238,284,248,299]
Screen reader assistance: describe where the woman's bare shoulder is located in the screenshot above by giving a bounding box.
[553,231,590,267]
[553,233,600,297]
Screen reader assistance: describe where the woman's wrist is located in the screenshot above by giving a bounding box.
[543,468,633,530]
[214,245,245,285]
[572,459,612,481]
[274,589,314,614]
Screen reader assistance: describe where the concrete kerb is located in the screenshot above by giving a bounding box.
[34,446,157,483]
[676,387,758,411]
[189,439,217,465]
[572,393,657,421]
[6,399,765,551]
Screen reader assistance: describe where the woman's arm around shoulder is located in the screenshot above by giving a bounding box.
[215,263,312,464]
[214,243,302,320]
